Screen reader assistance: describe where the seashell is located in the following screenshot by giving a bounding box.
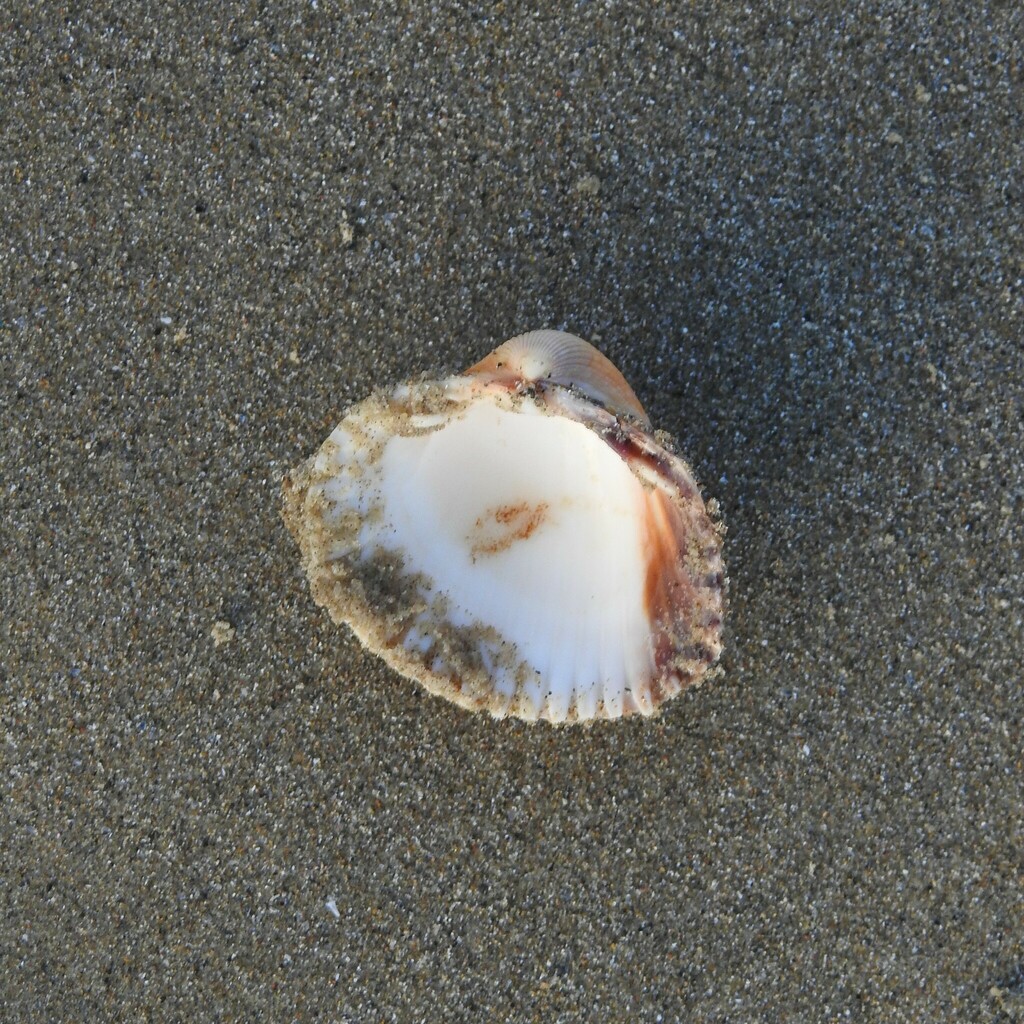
[464,329,652,427]
[282,330,726,724]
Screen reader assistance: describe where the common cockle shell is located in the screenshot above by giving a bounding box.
[283,330,726,724]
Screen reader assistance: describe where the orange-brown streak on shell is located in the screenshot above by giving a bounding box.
[469,501,549,559]
[639,489,695,704]
[642,490,695,630]
[615,432,724,708]
[465,331,651,426]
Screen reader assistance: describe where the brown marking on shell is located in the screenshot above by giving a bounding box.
[465,330,651,427]
[600,423,699,502]
[642,489,696,630]
[470,501,550,560]
[600,412,726,704]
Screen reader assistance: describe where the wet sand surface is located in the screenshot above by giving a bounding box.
[2,3,1022,1021]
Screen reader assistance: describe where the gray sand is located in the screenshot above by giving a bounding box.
[2,3,1022,1021]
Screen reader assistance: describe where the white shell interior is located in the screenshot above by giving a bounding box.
[334,391,658,719]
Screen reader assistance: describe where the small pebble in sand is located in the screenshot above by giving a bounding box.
[210,620,236,646]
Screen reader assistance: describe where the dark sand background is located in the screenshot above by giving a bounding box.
[2,2,1022,1021]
